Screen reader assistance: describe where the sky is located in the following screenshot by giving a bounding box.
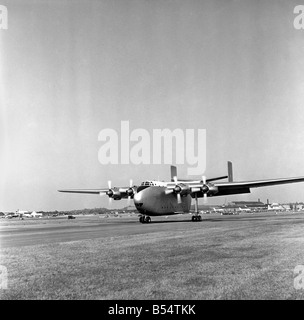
[1,0,304,211]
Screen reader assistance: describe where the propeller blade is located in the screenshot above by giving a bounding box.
[173,176,178,183]
[99,192,107,197]
[165,189,174,195]
[108,197,112,208]
[177,193,182,204]
[202,175,206,185]
[129,179,133,187]
[203,193,208,203]
[108,180,112,189]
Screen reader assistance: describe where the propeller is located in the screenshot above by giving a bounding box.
[167,176,182,203]
[165,189,174,195]
[101,179,137,208]
[107,180,113,207]
[165,176,177,195]
[177,193,182,204]
[202,175,208,203]
[127,179,133,205]
[165,175,214,205]
[203,193,207,204]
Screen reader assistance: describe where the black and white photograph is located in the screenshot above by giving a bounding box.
[1,0,304,304]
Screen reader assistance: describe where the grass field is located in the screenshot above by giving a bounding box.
[1,213,304,299]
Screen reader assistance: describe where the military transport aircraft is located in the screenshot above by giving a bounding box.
[58,162,304,223]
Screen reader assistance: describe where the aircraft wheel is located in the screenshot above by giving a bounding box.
[139,216,144,223]
[192,216,202,222]
[145,216,151,223]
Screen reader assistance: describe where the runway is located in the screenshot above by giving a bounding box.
[0,212,294,248]
[1,212,304,299]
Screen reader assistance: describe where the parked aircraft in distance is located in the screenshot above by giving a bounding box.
[267,203,285,211]
[16,210,43,218]
[58,161,304,223]
[238,207,251,212]
[30,211,43,218]
[212,207,225,213]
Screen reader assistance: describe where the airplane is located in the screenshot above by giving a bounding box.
[58,161,304,223]
[30,211,43,218]
[23,212,33,218]
[212,207,225,213]
[267,203,285,211]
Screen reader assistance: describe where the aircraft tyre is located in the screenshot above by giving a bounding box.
[192,215,202,222]
[139,216,151,223]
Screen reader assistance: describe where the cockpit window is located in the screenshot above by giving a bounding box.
[141,181,152,186]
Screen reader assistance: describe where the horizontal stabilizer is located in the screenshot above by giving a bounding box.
[207,175,228,182]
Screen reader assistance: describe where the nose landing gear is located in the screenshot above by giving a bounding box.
[139,215,151,223]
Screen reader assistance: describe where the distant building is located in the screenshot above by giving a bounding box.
[229,201,267,209]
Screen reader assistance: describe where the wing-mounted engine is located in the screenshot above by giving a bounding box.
[189,176,219,202]
[165,177,191,203]
[106,187,122,200]
[165,175,220,203]
[100,180,137,206]
[102,181,122,200]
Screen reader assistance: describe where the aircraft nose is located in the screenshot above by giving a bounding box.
[133,191,145,212]
[133,192,142,203]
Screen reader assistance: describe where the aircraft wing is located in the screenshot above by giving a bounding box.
[58,189,108,195]
[215,176,304,189]
[191,176,304,197]
[58,184,137,199]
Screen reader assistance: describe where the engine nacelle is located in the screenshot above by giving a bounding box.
[174,183,191,196]
[191,184,219,196]
[107,188,122,200]
[126,187,136,197]
[205,185,218,196]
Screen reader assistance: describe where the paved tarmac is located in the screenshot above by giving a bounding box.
[1,211,302,249]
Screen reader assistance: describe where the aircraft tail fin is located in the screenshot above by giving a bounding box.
[228,161,233,182]
[171,165,177,181]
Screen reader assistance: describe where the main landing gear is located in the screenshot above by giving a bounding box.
[191,193,202,222]
[139,215,151,223]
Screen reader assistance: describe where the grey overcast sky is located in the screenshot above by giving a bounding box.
[1,0,304,211]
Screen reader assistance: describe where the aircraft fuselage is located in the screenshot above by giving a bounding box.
[133,186,192,216]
